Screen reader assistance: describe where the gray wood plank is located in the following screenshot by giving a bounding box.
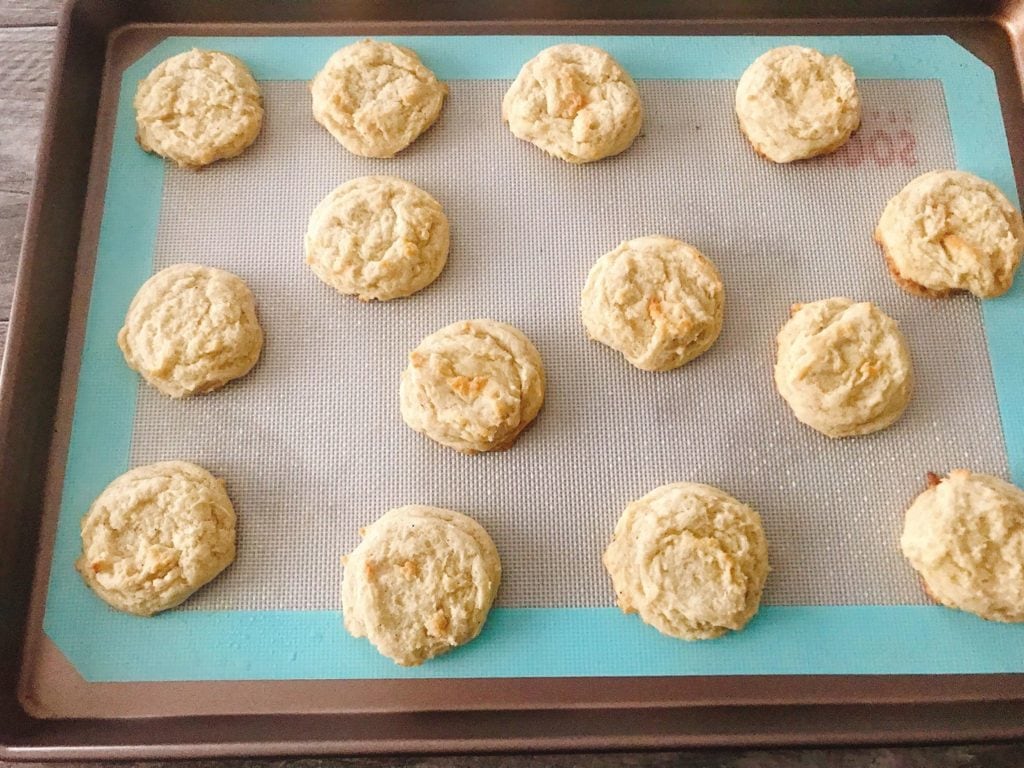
[0,191,25,320]
[0,0,62,28]
[0,27,54,322]
[0,28,55,191]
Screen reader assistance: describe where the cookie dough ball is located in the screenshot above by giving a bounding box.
[305,176,450,301]
[134,49,264,168]
[76,461,236,616]
[875,170,1024,298]
[774,298,912,438]
[902,470,1024,622]
[502,44,643,164]
[342,505,502,666]
[118,264,264,399]
[735,46,860,163]
[311,39,447,158]
[400,319,545,454]
[603,482,769,641]
[580,235,724,371]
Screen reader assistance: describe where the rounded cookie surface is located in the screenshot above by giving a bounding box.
[901,470,1024,622]
[118,264,264,398]
[602,482,769,640]
[580,235,724,371]
[735,45,860,163]
[502,44,643,164]
[342,505,502,666]
[400,319,545,454]
[134,48,264,168]
[76,461,236,616]
[305,176,450,301]
[774,298,912,438]
[875,170,1024,298]
[311,39,447,158]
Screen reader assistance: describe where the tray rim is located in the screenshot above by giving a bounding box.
[37,28,1024,689]
[5,0,1024,758]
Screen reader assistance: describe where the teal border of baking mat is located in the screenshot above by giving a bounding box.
[44,35,1024,682]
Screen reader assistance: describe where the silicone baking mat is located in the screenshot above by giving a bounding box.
[44,35,1024,681]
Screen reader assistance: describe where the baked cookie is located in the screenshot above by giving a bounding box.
[774,298,912,438]
[76,461,236,616]
[901,470,1024,622]
[118,264,264,398]
[305,176,450,301]
[342,505,502,666]
[400,319,545,454]
[135,49,264,169]
[735,46,860,163]
[603,482,769,641]
[580,235,724,371]
[502,44,643,164]
[311,39,447,158]
[875,170,1024,298]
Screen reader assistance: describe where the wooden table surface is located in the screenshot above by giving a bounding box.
[2,4,1024,766]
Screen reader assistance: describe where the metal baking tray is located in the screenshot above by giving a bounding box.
[5,0,1024,759]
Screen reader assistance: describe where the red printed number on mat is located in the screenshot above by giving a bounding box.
[828,110,917,168]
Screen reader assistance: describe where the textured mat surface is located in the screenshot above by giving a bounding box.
[125,78,1007,612]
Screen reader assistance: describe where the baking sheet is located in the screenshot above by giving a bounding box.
[40,34,1024,682]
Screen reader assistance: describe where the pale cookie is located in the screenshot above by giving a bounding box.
[502,44,643,164]
[76,461,236,616]
[305,176,450,301]
[902,470,1024,622]
[311,39,447,158]
[735,46,860,163]
[774,298,912,438]
[875,170,1024,298]
[603,482,769,641]
[342,505,502,666]
[118,264,264,399]
[134,49,264,169]
[400,319,545,454]
[580,235,724,371]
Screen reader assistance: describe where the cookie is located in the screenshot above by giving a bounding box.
[305,176,450,301]
[400,319,545,454]
[342,505,502,666]
[875,170,1024,298]
[735,46,860,163]
[311,39,447,158]
[118,264,264,399]
[603,482,769,641]
[774,298,912,438]
[901,470,1024,622]
[580,235,724,371]
[502,44,643,164]
[134,49,264,169]
[76,461,236,616]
